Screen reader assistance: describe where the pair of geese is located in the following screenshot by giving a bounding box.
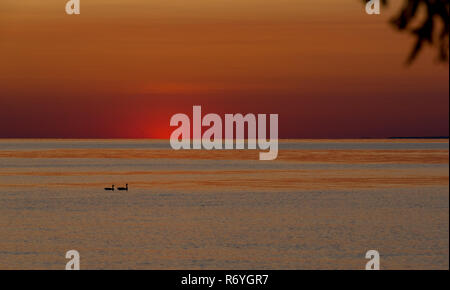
[104,184,128,191]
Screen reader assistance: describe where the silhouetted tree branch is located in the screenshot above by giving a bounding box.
[364,0,449,64]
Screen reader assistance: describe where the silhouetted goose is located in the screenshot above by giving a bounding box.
[104,185,114,191]
[118,184,128,191]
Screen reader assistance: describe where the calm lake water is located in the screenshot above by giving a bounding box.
[0,139,448,269]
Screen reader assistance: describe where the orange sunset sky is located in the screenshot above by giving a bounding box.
[0,0,448,138]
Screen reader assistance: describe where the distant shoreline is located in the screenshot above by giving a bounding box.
[388,137,449,139]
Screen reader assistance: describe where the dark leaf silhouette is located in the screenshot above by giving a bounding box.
[364,0,449,64]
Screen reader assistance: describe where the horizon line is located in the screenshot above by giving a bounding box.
[0,136,448,140]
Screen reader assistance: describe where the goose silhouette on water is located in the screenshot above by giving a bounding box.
[104,185,114,191]
[118,184,128,191]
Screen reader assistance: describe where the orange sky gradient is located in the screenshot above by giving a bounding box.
[0,0,448,138]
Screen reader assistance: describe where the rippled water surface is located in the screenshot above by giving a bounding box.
[0,139,448,269]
